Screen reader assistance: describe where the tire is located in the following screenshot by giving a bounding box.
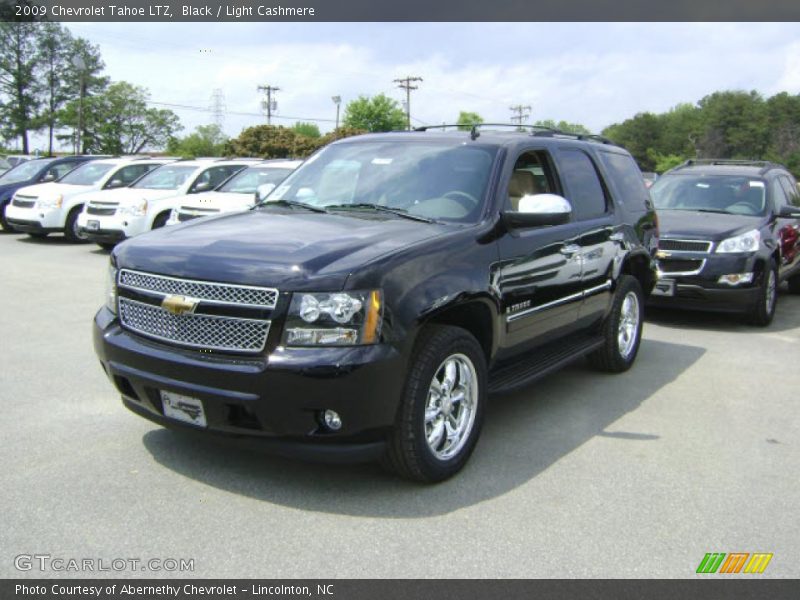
[152,212,169,229]
[0,201,15,232]
[63,205,87,243]
[747,260,778,326]
[384,325,487,483]
[588,274,644,373]
[787,272,800,295]
[98,242,116,252]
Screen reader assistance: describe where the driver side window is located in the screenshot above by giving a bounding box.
[505,151,555,212]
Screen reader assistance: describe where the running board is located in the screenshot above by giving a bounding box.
[488,334,605,395]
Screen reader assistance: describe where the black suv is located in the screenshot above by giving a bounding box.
[94,127,658,482]
[649,159,800,325]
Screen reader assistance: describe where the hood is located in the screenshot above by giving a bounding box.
[657,210,766,241]
[13,182,88,200]
[179,191,251,211]
[115,209,450,290]
[88,186,183,205]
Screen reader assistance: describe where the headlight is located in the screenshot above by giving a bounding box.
[283,290,383,346]
[37,194,63,209]
[105,263,118,314]
[119,199,147,217]
[716,229,760,253]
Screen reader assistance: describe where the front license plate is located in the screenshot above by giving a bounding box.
[161,390,207,427]
[652,278,675,297]
[86,219,100,231]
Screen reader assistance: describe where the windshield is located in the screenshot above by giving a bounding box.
[651,174,768,216]
[0,159,54,184]
[265,141,498,222]
[60,162,116,186]
[133,165,197,190]
[219,166,294,193]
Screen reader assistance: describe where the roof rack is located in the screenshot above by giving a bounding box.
[413,123,614,144]
[676,158,785,175]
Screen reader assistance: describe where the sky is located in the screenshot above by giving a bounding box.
[32,22,800,150]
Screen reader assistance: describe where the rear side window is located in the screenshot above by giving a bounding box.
[778,175,800,207]
[598,151,650,211]
[45,162,79,181]
[557,149,608,221]
[108,164,157,187]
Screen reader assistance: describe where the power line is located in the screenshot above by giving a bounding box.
[257,84,280,125]
[394,75,423,131]
[510,104,532,130]
[146,100,338,124]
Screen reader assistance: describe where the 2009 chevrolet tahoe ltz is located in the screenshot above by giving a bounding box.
[94,126,658,482]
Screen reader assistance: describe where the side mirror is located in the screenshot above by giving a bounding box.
[255,183,275,202]
[106,179,125,189]
[192,181,212,193]
[40,173,56,182]
[778,205,800,218]
[503,193,572,228]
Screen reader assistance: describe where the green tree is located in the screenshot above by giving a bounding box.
[535,119,591,135]
[59,82,181,154]
[602,112,663,171]
[60,36,109,152]
[0,23,41,153]
[342,94,406,132]
[292,121,321,138]
[167,124,227,158]
[33,23,74,155]
[226,125,366,159]
[456,111,483,130]
[696,90,768,159]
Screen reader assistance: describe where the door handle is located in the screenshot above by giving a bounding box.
[560,244,581,256]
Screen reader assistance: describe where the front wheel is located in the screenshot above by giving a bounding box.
[64,206,87,243]
[0,201,15,232]
[748,261,778,326]
[384,325,487,483]
[588,275,644,373]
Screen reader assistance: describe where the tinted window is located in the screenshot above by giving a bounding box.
[0,159,55,184]
[778,176,800,208]
[219,166,295,193]
[191,166,245,192]
[598,151,650,211]
[60,161,115,185]
[557,149,608,220]
[43,162,78,181]
[505,151,555,211]
[133,165,196,190]
[108,164,157,187]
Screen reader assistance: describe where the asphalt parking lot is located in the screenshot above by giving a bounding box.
[1,230,798,579]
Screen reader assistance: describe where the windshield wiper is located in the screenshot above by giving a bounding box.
[325,203,434,223]
[257,199,328,213]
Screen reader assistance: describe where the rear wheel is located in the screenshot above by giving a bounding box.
[63,206,87,243]
[748,261,778,326]
[384,325,486,483]
[588,275,644,373]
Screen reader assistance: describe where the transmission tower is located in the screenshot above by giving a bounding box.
[209,89,226,130]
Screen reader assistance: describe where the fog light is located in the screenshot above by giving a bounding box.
[718,273,753,286]
[322,409,342,431]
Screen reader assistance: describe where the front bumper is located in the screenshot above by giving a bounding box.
[94,307,406,463]
[77,212,148,242]
[5,204,65,233]
[648,252,764,313]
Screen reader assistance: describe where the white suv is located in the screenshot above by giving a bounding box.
[77,159,254,249]
[166,159,301,226]
[5,157,171,242]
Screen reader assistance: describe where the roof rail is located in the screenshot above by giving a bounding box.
[676,158,786,175]
[413,123,614,144]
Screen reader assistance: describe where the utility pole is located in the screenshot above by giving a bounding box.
[509,104,532,130]
[257,84,280,125]
[209,89,226,130]
[394,76,423,131]
[332,95,341,131]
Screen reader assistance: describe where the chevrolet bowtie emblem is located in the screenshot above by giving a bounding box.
[656,250,672,259]
[161,295,198,315]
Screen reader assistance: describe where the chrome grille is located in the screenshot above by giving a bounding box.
[87,202,117,216]
[118,269,278,308]
[119,297,270,353]
[659,239,712,253]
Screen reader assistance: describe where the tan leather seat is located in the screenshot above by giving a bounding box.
[508,170,540,211]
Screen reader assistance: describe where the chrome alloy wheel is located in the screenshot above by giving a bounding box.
[617,291,640,359]
[765,269,776,315]
[424,353,478,461]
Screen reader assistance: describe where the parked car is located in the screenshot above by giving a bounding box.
[649,159,800,325]
[4,154,35,168]
[0,155,100,232]
[78,159,256,249]
[165,159,302,226]
[642,172,658,188]
[5,157,172,242]
[94,127,657,482]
